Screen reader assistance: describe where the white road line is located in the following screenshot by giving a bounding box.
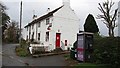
[0,51,2,54]
[9,56,14,59]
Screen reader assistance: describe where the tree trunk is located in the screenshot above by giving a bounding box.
[108,27,114,37]
[111,28,114,37]
[108,28,112,37]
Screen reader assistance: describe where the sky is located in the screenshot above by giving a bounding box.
[1,0,120,36]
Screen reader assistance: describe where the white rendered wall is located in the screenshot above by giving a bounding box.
[23,27,27,40]
[24,3,80,51]
[53,5,80,50]
[118,1,120,37]
[24,26,30,40]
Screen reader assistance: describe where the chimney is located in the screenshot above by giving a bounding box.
[33,15,37,19]
[32,10,37,19]
[63,0,70,7]
[47,8,50,13]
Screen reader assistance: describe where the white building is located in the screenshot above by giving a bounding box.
[118,1,120,36]
[24,0,80,51]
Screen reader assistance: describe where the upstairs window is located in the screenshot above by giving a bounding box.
[27,27,28,31]
[118,12,120,17]
[49,23,52,27]
[38,22,41,27]
[46,18,50,25]
[32,24,34,29]
[29,26,31,30]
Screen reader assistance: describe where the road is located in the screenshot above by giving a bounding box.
[2,44,67,66]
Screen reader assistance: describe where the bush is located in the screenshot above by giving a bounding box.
[15,39,30,57]
[15,46,30,57]
[93,37,120,68]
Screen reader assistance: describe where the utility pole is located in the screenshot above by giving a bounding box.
[19,1,22,44]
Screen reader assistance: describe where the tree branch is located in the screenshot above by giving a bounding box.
[111,9,118,23]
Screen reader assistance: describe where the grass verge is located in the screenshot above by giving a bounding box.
[74,63,111,68]
[64,54,111,68]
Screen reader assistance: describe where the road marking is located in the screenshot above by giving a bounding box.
[0,52,3,55]
[3,54,29,66]
[2,44,29,66]
[9,56,14,59]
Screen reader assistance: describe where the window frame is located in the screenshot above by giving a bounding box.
[38,22,41,27]
[46,18,50,25]
[27,27,28,31]
[32,24,34,29]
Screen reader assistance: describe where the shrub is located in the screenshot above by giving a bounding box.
[93,37,120,68]
[15,46,30,57]
[15,39,30,57]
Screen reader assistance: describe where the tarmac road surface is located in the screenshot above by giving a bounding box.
[2,44,67,66]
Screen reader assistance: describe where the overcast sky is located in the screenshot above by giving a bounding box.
[1,0,120,36]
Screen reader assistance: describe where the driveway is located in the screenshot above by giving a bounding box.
[2,44,67,66]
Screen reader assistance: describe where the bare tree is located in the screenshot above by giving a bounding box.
[97,0,118,37]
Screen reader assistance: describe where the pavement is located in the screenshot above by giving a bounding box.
[32,51,69,57]
[2,44,68,66]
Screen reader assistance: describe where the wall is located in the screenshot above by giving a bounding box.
[118,1,120,37]
[53,5,80,50]
[23,4,80,51]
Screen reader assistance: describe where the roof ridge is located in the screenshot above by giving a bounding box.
[24,5,64,28]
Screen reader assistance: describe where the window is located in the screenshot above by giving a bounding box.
[29,26,31,30]
[31,32,34,42]
[45,32,49,42]
[38,33,40,40]
[27,27,28,31]
[46,18,50,25]
[49,23,52,27]
[118,12,120,17]
[65,40,67,46]
[32,24,34,29]
[38,22,41,27]
[26,35,28,40]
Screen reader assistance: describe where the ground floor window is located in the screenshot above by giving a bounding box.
[38,33,40,40]
[31,32,34,42]
[45,32,49,42]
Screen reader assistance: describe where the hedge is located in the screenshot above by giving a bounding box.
[93,37,120,68]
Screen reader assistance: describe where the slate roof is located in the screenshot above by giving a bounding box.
[24,6,63,28]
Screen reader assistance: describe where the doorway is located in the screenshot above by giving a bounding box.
[56,33,61,48]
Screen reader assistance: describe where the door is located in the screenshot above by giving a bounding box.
[56,33,61,48]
